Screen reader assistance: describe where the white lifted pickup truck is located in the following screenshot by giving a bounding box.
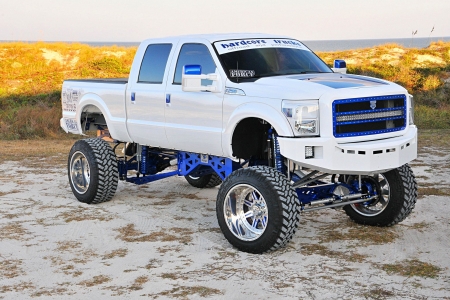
[61,33,418,253]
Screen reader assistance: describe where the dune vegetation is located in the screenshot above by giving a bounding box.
[0,41,449,139]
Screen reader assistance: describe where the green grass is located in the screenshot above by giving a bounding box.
[1,41,449,139]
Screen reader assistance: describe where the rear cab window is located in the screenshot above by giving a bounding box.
[138,44,173,83]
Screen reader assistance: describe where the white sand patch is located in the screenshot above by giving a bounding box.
[390,47,405,54]
[380,54,399,61]
[414,54,445,66]
[103,51,126,58]
[41,49,65,64]
[41,49,79,67]
[11,62,22,68]
[343,58,360,65]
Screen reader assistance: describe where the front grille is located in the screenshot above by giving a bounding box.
[333,94,407,138]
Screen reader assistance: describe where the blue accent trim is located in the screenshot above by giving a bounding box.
[272,133,285,174]
[344,74,388,85]
[131,92,135,101]
[140,146,148,175]
[332,94,407,138]
[166,94,170,104]
[334,59,346,68]
[127,170,178,185]
[178,152,239,180]
[184,64,202,75]
[312,80,364,89]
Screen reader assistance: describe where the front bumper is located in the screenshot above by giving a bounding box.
[277,126,417,175]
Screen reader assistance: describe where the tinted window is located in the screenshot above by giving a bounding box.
[173,44,216,85]
[138,44,172,83]
[219,48,331,82]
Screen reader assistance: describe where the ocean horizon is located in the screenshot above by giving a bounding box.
[1,36,450,52]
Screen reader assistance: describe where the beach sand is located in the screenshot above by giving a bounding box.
[0,139,449,299]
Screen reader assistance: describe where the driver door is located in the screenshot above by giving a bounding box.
[164,42,224,156]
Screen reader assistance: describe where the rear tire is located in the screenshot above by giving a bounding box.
[216,166,300,253]
[185,173,222,188]
[343,164,417,226]
[68,138,118,204]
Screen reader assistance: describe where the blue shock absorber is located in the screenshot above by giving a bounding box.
[140,146,148,175]
[273,134,285,174]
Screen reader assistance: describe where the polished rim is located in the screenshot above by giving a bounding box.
[351,174,390,216]
[70,151,90,194]
[223,184,268,241]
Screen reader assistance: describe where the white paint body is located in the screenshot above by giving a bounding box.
[60,33,417,175]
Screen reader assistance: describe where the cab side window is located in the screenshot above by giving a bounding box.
[173,43,216,85]
[138,44,172,83]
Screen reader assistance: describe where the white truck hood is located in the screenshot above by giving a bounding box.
[227,73,399,100]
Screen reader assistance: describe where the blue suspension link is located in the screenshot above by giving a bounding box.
[268,128,285,175]
[273,134,285,174]
[140,145,148,175]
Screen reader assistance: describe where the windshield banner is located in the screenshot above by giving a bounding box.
[214,39,310,55]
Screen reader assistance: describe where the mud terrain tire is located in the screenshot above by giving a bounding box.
[68,138,118,204]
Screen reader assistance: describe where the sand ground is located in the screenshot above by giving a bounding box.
[0,135,449,299]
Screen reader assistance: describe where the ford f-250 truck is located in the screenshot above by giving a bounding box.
[61,33,418,253]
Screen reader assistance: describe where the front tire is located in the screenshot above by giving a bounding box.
[216,166,300,253]
[343,164,417,226]
[68,138,118,204]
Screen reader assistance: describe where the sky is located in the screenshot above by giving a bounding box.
[1,0,449,42]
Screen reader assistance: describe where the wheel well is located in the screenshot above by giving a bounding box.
[231,118,272,160]
[80,105,107,134]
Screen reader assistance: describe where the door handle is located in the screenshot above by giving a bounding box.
[166,94,171,107]
[131,92,136,104]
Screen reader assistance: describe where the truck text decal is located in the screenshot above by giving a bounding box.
[214,39,310,55]
[229,69,255,77]
[64,118,78,132]
[62,87,81,112]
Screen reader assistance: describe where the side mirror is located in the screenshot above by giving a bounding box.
[182,65,221,93]
[332,59,347,74]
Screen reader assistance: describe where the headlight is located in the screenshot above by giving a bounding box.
[408,94,414,125]
[282,100,319,136]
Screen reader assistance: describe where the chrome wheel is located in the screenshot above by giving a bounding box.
[351,174,390,216]
[223,184,268,241]
[70,151,91,194]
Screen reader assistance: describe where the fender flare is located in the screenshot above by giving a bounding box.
[222,102,294,157]
[76,93,120,138]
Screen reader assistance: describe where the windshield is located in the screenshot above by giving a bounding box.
[214,39,332,82]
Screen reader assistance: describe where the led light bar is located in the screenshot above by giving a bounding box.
[336,109,404,122]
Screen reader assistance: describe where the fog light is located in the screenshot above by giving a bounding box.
[305,146,314,159]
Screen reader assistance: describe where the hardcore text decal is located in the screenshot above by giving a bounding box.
[214,39,310,55]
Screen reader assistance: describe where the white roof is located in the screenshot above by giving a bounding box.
[142,33,293,44]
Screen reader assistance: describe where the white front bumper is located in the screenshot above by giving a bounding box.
[278,126,417,175]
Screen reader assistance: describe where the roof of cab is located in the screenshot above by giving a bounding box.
[141,33,293,44]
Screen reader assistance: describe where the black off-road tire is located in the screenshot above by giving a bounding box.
[216,166,300,253]
[68,138,118,204]
[185,173,222,188]
[344,164,417,226]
